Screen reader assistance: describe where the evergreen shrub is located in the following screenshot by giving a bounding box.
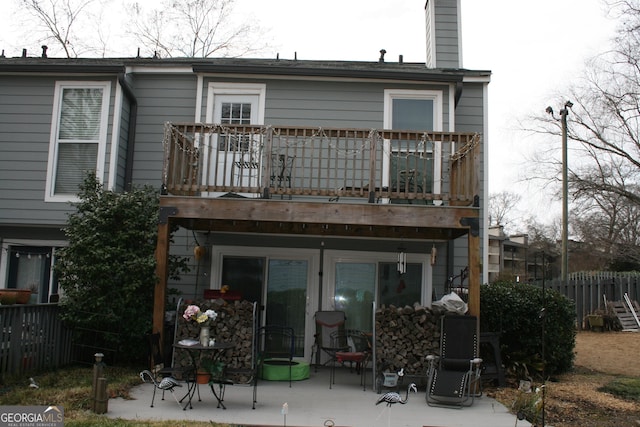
[480,280,576,378]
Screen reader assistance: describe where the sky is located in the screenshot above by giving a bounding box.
[1,0,619,229]
[233,0,617,228]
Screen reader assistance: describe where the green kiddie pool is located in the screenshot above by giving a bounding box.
[260,358,310,381]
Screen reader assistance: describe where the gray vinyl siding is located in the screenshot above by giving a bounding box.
[200,77,454,130]
[0,76,61,225]
[129,74,198,187]
[433,0,461,69]
[265,80,383,128]
[266,79,453,129]
[0,75,118,226]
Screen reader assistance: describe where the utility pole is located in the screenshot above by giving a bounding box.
[559,102,571,287]
[546,101,572,287]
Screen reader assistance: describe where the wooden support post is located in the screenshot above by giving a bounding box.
[91,353,106,413]
[153,221,171,349]
[95,378,108,414]
[467,231,481,318]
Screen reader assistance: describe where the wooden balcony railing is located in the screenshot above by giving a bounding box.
[162,123,480,206]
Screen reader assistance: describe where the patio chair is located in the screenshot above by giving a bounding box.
[311,310,346,371]
[329,329,371,390]
[425,315,483,408]
[270,154,295,189]
[257,325,296,387]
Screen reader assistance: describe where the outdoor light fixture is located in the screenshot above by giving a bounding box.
[397,247,407,274]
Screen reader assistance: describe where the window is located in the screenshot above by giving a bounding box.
[0,242,62,304]
[218,102,253,151]
[46,82,110,201]
[378,262,422,308]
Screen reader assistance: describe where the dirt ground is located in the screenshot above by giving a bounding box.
[490,331,640,427]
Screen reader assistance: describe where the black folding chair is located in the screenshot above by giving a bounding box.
[425,315,483,408]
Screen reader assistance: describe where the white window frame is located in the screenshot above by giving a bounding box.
[205,82,266,124]
[45,81,111,202]
[382,89,444,199]
[202,82,266,197]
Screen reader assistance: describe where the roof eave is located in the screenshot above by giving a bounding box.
[191,63,469,82]
[0,63,125,74]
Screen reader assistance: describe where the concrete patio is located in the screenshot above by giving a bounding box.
[107,365,531,427]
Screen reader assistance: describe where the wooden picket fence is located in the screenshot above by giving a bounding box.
[541,271,640,329]
[0,304,73,378]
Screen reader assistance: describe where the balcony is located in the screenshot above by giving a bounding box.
[162,123,480,206]
[154,123,485,332]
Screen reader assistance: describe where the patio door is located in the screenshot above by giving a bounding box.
[266,259,308,356]
[334,262,376,333]
[219,254,309,357]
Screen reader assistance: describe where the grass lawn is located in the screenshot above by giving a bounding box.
[0,364,231,427]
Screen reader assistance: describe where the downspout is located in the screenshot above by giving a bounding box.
[118,73,138,191]
[454,81,463,107]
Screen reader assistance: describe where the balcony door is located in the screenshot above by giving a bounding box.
[205,83,266,194]
[383,90,443,202]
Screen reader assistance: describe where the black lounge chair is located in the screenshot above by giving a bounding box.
[425,315,483,408]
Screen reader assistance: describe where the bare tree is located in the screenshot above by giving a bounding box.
[20,0,102,57]
[572,181,640,269]
[524,0,640,271]
[489,191,521,227]
[127,0,268,58]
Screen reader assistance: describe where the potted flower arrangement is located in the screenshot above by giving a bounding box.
[183,304,218,346]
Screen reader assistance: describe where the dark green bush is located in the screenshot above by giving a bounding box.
[55,175,188,364]
[480,280,576,379]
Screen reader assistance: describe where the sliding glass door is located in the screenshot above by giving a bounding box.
[334,262,376,333]
[220,255,308,357]
[266,259,307,356]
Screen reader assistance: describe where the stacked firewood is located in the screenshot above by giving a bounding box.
[174,299,256,376]
[374,303,446,378]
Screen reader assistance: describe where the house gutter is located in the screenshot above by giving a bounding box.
[118,73,138,191]
[191,63,469,83]
[0,63,125,74]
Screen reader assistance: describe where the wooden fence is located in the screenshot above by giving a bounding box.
[0,304,72,378]
[541,271,640,329]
